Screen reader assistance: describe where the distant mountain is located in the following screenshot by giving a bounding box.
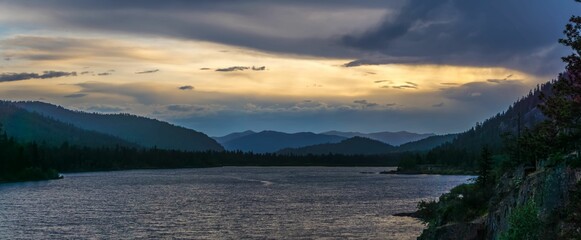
[15,101,224,152]
[0,102,135,148]
[221,130,346,153]
[396,134,458,152]
[212,130,256,145]
[322,131,435,146]
[278,137,396,155]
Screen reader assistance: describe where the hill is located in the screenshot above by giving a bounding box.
[14,101,224,152]
[221,130,345,153]
[277,137,396,155]
[0,102,135,148]
[420,82,552,168]
[322,130,434,146]
[396,134,458,152]
[212,130,256,145]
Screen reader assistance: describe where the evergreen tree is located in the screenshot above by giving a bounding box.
[477,145,493,187]
[540,6,581,154]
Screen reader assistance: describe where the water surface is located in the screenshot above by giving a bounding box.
[0,167,471,239]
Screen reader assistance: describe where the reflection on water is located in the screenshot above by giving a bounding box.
[0,167,471,239]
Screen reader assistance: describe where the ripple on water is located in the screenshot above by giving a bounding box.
[0,167,471,239]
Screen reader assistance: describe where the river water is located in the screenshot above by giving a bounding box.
[0,167,471,239]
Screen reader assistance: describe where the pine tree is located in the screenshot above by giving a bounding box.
[478,145,493,187]
[540,4,581,154]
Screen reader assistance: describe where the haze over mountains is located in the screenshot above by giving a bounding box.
[0,100,458,155]
[213,130,440,153]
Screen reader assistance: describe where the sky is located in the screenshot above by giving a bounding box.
[0,0,579,136]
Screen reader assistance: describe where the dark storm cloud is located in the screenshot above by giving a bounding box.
[64,93,87,98]
[97,72,112,76]
[136,69,159,74]
[0,0,394,59]
[342,0,580,75]
[178,85,194,90]
[0,71,77,82]
[2,0,577,75]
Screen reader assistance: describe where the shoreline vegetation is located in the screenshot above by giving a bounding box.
[381,166,476,176]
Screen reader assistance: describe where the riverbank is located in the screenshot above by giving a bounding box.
[381,168,476,176]
[0,167,63,184]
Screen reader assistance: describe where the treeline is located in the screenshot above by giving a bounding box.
[1,125,411,183]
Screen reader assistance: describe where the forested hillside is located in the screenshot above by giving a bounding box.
[15,101,223,152]
[0,102,135,148]
[418,82,552,169]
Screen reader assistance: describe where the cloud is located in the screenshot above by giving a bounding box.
[97,72,112,76]
[178,85,194,90]
[0,71,77,82]
[64,93,87,98]
[85,105,129,113]
[441,80,527,103]
[342,0,578,75]
[215,66,266,72]
[216,66,249,72]
[393,84,417,89]
[432,102,444,108]
[374,80,391,84]
[136,69,159,74]
[0,1,575,76]
[0,1,389,59]
[0,36,174,63]
[353,99,378,108]
[166,104,206,113]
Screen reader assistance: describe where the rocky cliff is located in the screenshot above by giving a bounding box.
[485,163,581,239]
[418,162,581,240]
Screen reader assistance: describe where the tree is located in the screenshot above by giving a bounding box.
[477,145,493,187]
[539,3,581,155]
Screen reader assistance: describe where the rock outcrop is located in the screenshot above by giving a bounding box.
[485,163,581,239]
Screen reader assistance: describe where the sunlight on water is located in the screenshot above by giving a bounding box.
[0,167,471,239]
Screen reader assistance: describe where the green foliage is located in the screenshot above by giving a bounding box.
[499,200,541,240]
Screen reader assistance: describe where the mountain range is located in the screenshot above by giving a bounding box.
[0,102,135,148]
[0,100,456,154]
[214,129,438,153]
[278,134,458,156]
[8,101,224,152]
[217,131,346,153]
[321,131,435,146]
